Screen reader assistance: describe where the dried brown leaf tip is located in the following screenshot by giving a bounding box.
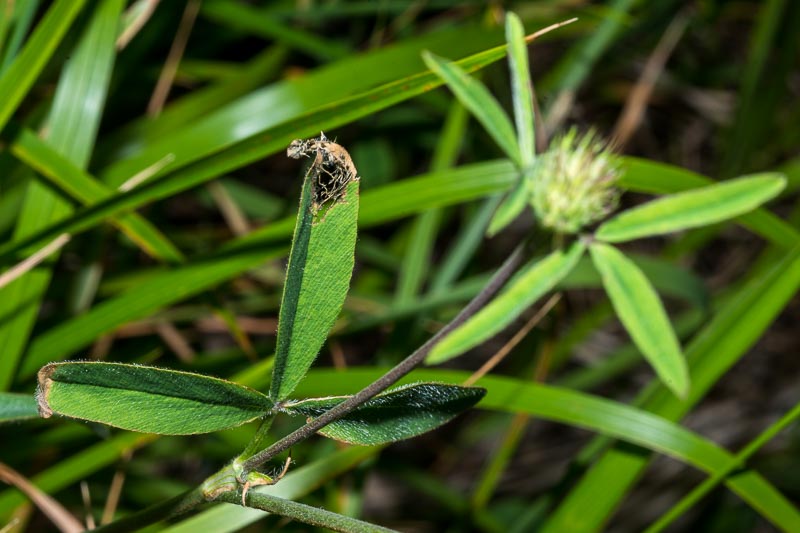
[35,363,57,418]
[287,132,359,213]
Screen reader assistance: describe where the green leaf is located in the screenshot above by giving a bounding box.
[102,24,506,187]
[37,362,273,435]
[0,392,38,423]
[422,51,522,166]
[620,157,798,248]
[283,383,485,445]
[589,242,689,398]
[0,0,40,74]
[0,0,122,391]
[506,12,536,168]
[270,165,359,402]
[427,240,585,364]
[2,39,520,259]
[295,367,800,533]
[596,173,786,243]
[562,253,710,311]
[0,0,87,131]
[543,244,800,532]
[8,126,184,262]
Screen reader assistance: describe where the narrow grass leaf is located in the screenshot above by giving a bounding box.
[102,24,506,186]
[423,51,522,166]
[270,171,359,402]
[590,242,689,398]
[0,0,40,73]
[19,245,285,379]
[0,432,155,518]
[598,173,786,242]
[648,400,800,532]
[5,39,525,258]
[0,392,38,423]
[427,240,585,364]
[506,12,535,167]
[0,0,122,391]
[0,0,87,131]
[295,367,800,533]
[37,362,273,435]
[542,244,800,532]
[283,383,485,445]
[9,126,184,262]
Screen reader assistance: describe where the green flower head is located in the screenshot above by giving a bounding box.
[530,128,621,234]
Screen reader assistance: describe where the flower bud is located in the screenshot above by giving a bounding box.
[530,128,621,234]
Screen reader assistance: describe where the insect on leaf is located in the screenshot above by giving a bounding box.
[271,134,360,402]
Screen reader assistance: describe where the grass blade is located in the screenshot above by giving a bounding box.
[647,400,800,532]
[0,0,87,131]
[542,243,800,531]
[0,392,38,423]
[294,367,800,533]
[8,126,183,262]
[101,24,506,185]
[0,0,123,390]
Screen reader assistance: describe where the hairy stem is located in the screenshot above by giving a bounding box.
[90,487,205,533]
[215,491,396,533]
[92,244,526,532]
[241,244,526,473]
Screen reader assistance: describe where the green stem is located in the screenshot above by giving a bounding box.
[215,491,397,533]
[236,415,275,465]
[90,487,205,533]
[241,243,526,473]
